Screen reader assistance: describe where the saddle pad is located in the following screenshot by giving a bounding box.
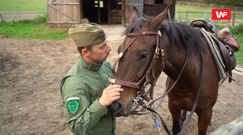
[200,28,227,83]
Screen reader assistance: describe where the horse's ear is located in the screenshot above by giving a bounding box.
[148,6,169,30]
[128,7,139,24]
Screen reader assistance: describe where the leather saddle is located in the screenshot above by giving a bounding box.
[190,20,239,82]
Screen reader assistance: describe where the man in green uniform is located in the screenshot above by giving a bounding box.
[60,24,123,135]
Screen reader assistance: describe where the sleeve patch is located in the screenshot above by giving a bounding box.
[66,97,80,115]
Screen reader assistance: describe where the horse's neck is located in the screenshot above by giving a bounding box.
[162,28,205,89]
[162,33,188,81]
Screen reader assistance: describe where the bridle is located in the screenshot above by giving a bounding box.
[109,30,166,108]
[109,30,174,134]
[110,30,165,87]
[108,20,206,135]
[108,25,191,135]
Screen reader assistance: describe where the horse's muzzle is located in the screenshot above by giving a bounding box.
[109,101,125,117]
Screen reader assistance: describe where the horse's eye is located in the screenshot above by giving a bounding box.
[139,52,148,59]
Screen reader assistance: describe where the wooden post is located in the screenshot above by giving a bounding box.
[13,8,19,21]
[204,10,206,19]
[232,7,237,27]
[186,10,188,23]
[124,0,143,26]
[164,0,175,20]
[0,13,2,22]
[122,0,125,25]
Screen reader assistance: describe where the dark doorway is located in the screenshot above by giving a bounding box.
[83,0,108,23]
[155,0,163,4]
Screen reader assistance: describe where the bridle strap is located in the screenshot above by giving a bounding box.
[127,31,159,37]
[147,45,190,106]
[115,79,140,89]
[113,38,137,73]
[111,31,163,90]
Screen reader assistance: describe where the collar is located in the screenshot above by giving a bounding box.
[79,57,103,72]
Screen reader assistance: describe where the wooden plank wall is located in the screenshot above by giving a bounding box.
[47,0,80,27]
[144,0,154,4]
[47,0,174,27]
[108,10,122,24]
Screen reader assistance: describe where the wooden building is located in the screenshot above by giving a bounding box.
[47,0,175,27]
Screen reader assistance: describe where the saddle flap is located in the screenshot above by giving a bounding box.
[218,27,240,52]
[217,41,237,71]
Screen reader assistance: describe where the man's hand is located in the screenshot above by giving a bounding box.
[99,84,123,107]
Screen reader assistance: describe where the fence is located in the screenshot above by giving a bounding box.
[175,1,243,26]
[0,11,46,22]
[176,1,243,11]
[175,10,243,27]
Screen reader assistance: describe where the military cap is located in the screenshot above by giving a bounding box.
[68,24,106,47]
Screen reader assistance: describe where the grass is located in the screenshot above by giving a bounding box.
[235,33,243,66]
[176,5,212,12]
[0,16,68,40]
[0,0,67,40]
[0,0,46,12]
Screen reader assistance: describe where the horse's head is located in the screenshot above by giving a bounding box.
[109,7,169,116]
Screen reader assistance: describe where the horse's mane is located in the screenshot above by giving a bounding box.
[165,21,201,48]
[124,17,202,49]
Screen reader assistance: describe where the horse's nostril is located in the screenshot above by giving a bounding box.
[113,102,122,110]
[109,102,123,116]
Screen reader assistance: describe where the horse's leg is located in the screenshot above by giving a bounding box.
[197,108,212,135]
[180,110,187,127]
[168,99,181,135]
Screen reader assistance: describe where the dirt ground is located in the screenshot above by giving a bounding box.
[0,25,243,135]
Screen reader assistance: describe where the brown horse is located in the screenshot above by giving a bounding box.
[109,7,220,135]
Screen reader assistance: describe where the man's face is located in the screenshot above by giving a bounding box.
[86,41,111,62]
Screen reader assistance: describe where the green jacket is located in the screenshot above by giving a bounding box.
[60,57,115,135]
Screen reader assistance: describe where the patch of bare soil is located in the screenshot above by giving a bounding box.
[0,25,243,135]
